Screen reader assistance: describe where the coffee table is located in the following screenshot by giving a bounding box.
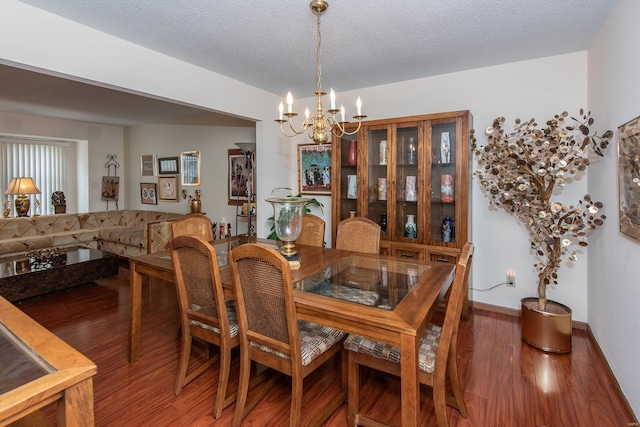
[0,247,119,302]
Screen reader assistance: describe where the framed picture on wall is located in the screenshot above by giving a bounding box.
[298,143,332,195]
[618,115,640,241]
[140,182,157,205]
[158,156,179,175]
[228,149,256,205]
[181,151,201,186]
[141,154,157,176]
[158,175,178,202]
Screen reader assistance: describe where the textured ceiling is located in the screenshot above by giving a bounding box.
[4,0,618,126]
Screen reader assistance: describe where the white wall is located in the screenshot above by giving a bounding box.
[125,123,256,233]
[588,0,640,416]
[0,110,124,212]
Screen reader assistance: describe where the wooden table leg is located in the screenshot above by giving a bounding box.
[400,333,419,427]
[128,261,142,362]
[57,377,94,426]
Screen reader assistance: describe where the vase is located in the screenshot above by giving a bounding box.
[405,176,417,202]
[348,140,357,166]
[441,174,454,202]
[266,196,311,256]
[521,297,572,353]
[405,214,417,238]
[378,178,387,200]
[379,140,388,165]
[407,137,417,165]
[442,217,453,242]
[379,213,387,235]
[189,198,202,214]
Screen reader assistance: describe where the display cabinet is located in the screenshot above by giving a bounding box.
[331,111,473,316]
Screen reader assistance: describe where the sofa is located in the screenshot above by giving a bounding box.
[0,210,183,258]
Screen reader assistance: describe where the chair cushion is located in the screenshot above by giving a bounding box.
[190,300,239,338]
[344,324,442,373]
[308,281,380,306]
[250,320,346,367]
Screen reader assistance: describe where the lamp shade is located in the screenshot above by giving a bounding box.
[4,177,41,195]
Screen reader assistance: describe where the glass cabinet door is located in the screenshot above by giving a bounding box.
[430,121,457,244]
[394,125,420,242]
[337,134,358,222]
[366,127,389,237]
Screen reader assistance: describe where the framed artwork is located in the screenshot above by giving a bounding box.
[298,143,332,195]
[101,176,120,201]
[140,182,157,205]
[618,115,640,241]
[141,154,157,176]
[158,175,178,202]
[228,149,256,205]
[158,156,179,175]
[181,151,200,186]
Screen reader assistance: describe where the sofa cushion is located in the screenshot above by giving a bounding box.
[0,217,37,240]
[98,227,145,248]
[0,235,52,256]
[49,229,99,248]
[34,214,81,234]
[97,240,145,258]
[78,211,122,229]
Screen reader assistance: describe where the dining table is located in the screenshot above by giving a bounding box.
[128,235,455,427]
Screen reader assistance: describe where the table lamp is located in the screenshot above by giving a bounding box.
[4,177,41,217]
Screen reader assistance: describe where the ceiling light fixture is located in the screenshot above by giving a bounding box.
[275,0,366,145]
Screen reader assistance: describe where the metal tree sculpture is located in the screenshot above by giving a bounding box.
[472,110,613,311]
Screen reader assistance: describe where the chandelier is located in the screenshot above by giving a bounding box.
[275,0,366,145]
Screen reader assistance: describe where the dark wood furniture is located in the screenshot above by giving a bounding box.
[0,247,118,302]
[128,235,455,427]
[0,295,97,426]
[332,111,473,317]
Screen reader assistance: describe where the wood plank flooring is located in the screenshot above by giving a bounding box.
[12,263,637,426]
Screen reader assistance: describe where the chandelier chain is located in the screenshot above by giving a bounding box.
[316,9,322,93]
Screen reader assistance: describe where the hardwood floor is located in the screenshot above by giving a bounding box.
[12,263,637,426]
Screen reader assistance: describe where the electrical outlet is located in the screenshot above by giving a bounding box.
[507,272,515,287]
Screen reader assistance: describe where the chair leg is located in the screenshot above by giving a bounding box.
[447,349,467,417]
[213,347,232,419]
[290,374,303,427]
[347,351,359,427]
[232,352,252,427]
[433,370,449,427]
[174,333,192,395]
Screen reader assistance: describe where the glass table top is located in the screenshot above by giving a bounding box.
[0,322,54,395]
[294,255,431,310]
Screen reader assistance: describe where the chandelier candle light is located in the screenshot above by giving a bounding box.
[275,0,366,145]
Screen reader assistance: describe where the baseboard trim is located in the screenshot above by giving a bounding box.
[471,300,588,330]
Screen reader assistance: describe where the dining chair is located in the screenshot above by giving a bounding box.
[344,241,474,427]
[296,213,325,247]
[169,234,238,419]
[335,216,380,254]
[228,243,347,427]
[171,213,214,241]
